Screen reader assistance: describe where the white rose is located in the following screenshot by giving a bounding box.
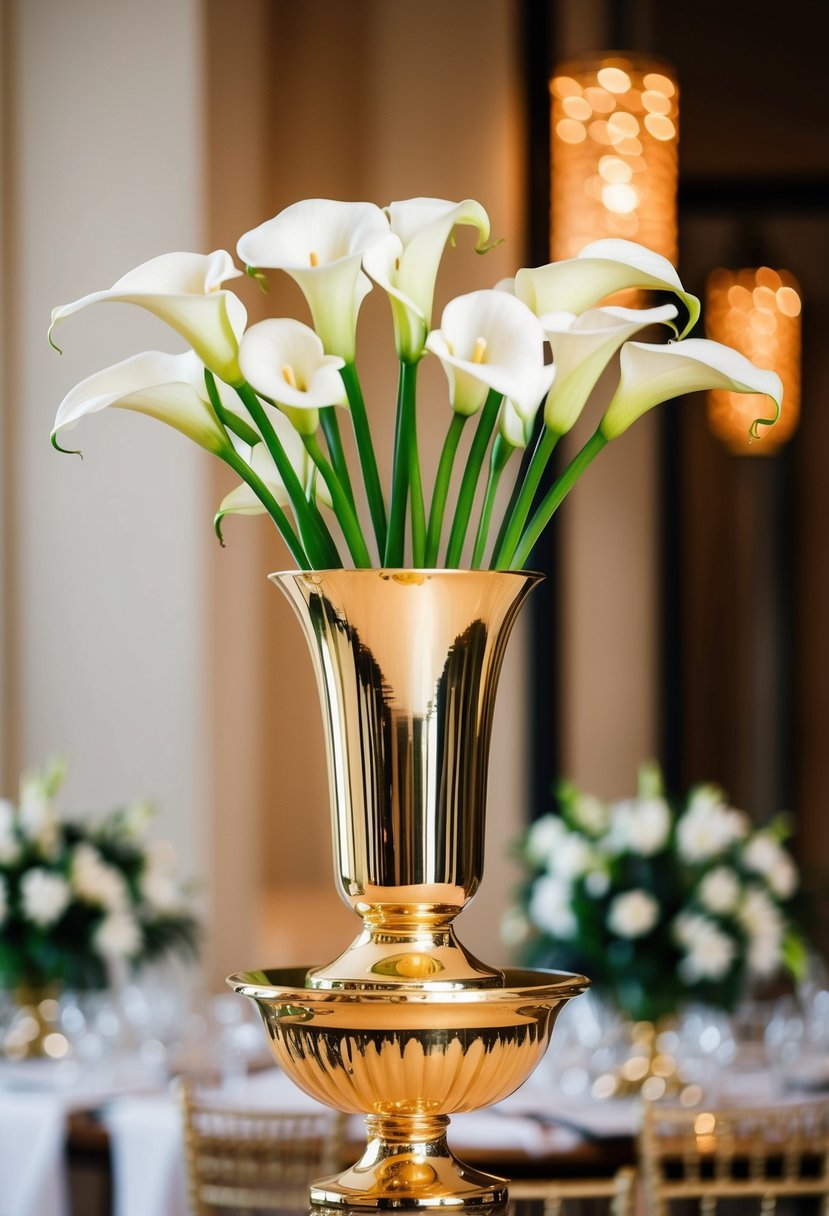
[676,796,748,862]
[21,868,71,927]
[71,843,129,910]
[610,797,670,856]
[93,911,142,958]
[0,800,21,865]
[698,866,740,914]
[739,886,783,937]
[549,833,594,880]
[528,874,577,939]
[607,889,659,938]
[525,815,567,867]
[678,917,737,982]
[768,854,798,900]
[743,834,798,899]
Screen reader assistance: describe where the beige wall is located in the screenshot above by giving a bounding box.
[2,0,211,907]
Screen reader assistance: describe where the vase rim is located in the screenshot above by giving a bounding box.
[269,567,545,581]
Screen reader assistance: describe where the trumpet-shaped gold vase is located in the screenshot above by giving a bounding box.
[230,571,589,1209]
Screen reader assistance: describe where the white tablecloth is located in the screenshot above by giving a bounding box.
[0,1093,68,1216]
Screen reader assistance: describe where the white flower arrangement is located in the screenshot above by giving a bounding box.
[508,764,806,1022]
[50,196,782,571]
[0,760,198,992]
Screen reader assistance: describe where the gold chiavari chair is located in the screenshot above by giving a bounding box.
[640,1099,829,1216]
[508,1167,638,1216]
[176,1077,346,1216]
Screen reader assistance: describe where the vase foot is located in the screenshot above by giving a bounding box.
[310,1115,507,1210]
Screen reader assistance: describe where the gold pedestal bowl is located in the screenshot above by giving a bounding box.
[230,966,588,1210]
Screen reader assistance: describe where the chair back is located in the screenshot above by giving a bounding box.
[508,1167,637,1216]
[177,1078,345,1215]
[640,1099,829,1216]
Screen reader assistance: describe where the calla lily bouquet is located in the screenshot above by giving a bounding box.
[51,196,782,571]
[506,766,806,1023]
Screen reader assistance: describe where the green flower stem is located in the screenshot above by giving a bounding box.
[507,429,608,570]
[425,413,467,567]
[384,360,417,566]
[491,425,558,569]
[203,370,261,448]
[471,435,513,569]
[444,390,502,568]
[302,433,372,568]
[219,447,309,569]
[341,362,387,558]
[319,406,356,512]
[234,382,340,568]
[405,362,426,566]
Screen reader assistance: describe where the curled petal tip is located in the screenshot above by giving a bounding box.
[51,431,83,457]
[213,511,227,547]
[48,323,63,354]
[476,236,505,255]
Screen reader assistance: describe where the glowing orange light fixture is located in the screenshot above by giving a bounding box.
[550,54,679,262]
[705,267,801,455]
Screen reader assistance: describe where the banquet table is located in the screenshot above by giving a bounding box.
[0,1058,638,1216]
[0,1048,819,1216]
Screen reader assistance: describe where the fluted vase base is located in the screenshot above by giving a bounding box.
[312,1115,505,1210]
[230,966,588,1211]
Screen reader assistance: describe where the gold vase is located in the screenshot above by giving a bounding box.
[230,570,589,1210]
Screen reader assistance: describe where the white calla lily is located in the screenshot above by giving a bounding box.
[425,289,554,418]
[217,414,332,522]
[50,251,246,384]
[238,318,346,437]
[52,350,229,454]
[515,239,700,338]
[498,397,537,449]
[236,200,389,361]
[364,197,491,361]
[542,303,678,435]
[601,338,783,439]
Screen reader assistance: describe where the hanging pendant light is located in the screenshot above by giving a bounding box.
[550,54,679,262]
[705,266,801,454]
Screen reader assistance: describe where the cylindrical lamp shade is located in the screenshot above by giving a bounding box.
[550,55,678,262]
[706,267,801,455]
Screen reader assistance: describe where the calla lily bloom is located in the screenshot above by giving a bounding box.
[515,239,700,338]
[238,318,347,437]
[49,251,247,385]
[600,338,783,440]
[364,197,491,361]
[217,415,332,522]
[51,350,230,454]
[542,303,678,435]
[425,289,554,419]
[498,397,537,449]
[236,200,389,362]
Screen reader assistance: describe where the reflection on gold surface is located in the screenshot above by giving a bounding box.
[272,570,541,991]
[229,967,588,1209]
[550,54,678,261]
